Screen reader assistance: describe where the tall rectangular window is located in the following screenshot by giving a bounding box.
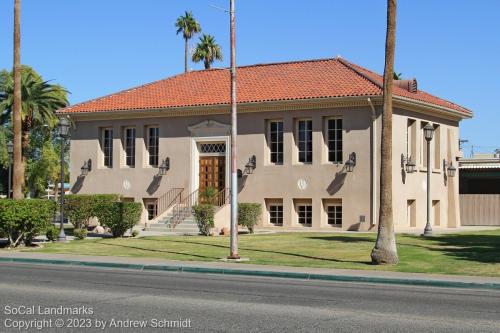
[297,205,312,226]
[297,120,313,163]
[269,120,283,164]
[421,122,429,167]
[327,205,342,226]
[433,125,441,170]
[147,127,159,167]
[102,128,113,168]
[407,119,417,162]
[327,118,343,163]
[124,127,136,167]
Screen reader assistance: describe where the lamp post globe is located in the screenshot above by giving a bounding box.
[423,123,434,142]
[7,141,13,155]
[58,116,70,139]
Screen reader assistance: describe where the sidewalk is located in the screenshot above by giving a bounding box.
[1,251,499,290]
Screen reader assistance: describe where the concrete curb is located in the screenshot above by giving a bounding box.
[1,257,499,291]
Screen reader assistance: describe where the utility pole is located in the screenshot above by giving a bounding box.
[228,0,240,259]
[12,0,24,199]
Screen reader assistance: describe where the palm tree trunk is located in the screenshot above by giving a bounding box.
[204,59,210,70]
[371,0,399,264]
[184,37,188,73]
[12,0,24,199]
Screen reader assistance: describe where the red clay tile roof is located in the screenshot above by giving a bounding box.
[58,58,471,116]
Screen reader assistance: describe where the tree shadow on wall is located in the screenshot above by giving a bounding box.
[327,172,347,195]
[70,176,85,194]
[146,175,162,195]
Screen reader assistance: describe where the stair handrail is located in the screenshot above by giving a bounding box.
[214,188,230,211]
[171,188,199,228]
[155,187,183,218]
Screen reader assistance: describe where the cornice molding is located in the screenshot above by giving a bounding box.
[66,96,381,122]
[62,94,469,123]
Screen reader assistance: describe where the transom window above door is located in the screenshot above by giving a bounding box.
[199,143,226,154]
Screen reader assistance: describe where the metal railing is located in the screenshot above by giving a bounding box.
[155,188,183,218]
[171,189,199,228]
[170,188,230,228]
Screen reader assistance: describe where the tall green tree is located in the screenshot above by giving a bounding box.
[175,11,202,73]
[0,66,68,195]
[27,140,59,197]
[371,0,399,264]
[192,34,223,70]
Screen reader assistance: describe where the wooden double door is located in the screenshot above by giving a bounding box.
[199,156,226,193]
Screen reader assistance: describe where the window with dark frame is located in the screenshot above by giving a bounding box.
[327,205,342,226]
[102,128,113,168]
[269,205,283,226]
[297,120,313,163]
[124,127,136,167]
[297,205,312,226]
[146,202,157,220]
[269,121,283,164]
[148,127,159,167]
[327,119,343,163]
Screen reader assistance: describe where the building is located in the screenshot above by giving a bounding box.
[459,153,500,226]
[459,153,500,194]
[58,58,472,231]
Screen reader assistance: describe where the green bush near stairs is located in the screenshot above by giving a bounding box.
[192,204,215,236]
[238,203,262,234]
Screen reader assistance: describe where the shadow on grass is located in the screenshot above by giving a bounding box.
[98,242,219,260]
[305,236,375,243]
[140,238,372,265]
[404,233,500,264]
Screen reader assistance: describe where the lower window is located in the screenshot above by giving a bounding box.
[146,203,157,220]
[327,205,342,226]
[269,205,283,226]
[298,205,312,226]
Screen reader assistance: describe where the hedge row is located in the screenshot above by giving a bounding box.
[64,194,141,238]
[0,199,56,247]
[192,202,262,236]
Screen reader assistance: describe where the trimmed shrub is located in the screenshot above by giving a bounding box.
[0,199,56,247]
[73,228,87,240]
[199,186,219,205]
[192,204,215,236]
[238,203,262,234]
[64,194,121,229]
[45,225,59,242]
[100,202,142,238]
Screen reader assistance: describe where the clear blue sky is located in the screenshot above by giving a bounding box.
[0,0,498,156]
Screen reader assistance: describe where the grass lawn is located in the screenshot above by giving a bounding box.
[26,229,500,277]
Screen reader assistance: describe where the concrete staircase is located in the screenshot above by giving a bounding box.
[145,213,199,235]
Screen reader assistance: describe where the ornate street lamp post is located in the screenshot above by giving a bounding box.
[422,123,434,236]
[7,141,13,198]
[58,117,70,242]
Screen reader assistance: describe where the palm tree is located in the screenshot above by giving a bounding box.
[192,34,223,70]
[0,67,68,192]
[12,0,23,199]
[371,0,399,264]
[175,11,201,73]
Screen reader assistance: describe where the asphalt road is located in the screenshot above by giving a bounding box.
[0,263,499,332]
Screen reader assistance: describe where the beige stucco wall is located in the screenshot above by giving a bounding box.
[391,108,461,230]
[69,104,462,231]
